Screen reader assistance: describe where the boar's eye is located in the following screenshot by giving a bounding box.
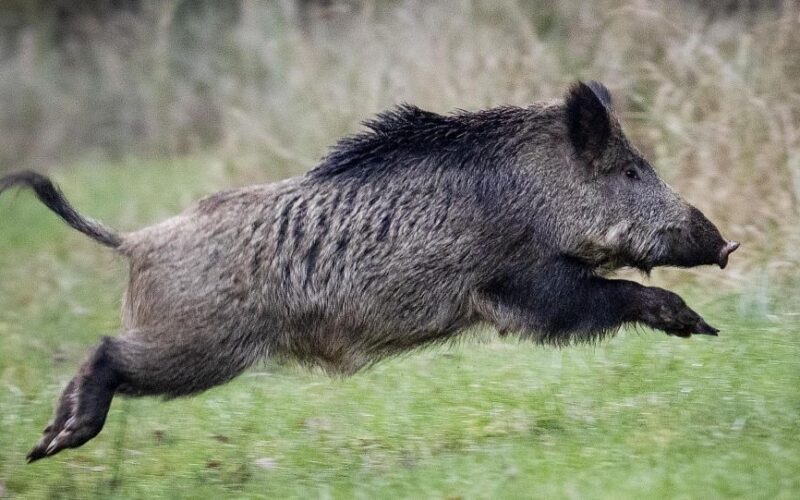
[624,167,640,181]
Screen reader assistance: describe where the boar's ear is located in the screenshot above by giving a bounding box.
[565,81,612,164]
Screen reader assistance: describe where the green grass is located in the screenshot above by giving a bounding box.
[0,160,798,499]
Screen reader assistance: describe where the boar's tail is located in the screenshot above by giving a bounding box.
[0,170,122,249]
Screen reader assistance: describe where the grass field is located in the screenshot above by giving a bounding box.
[0,160,798,499]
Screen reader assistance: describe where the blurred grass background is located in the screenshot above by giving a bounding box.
[0,0,798,498]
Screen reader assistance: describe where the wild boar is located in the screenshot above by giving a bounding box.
[0,81,739,461]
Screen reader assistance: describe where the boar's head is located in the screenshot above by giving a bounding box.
[554,81,738,272]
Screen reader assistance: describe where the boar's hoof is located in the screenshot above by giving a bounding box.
[690,319,720,337]
[666,319,719,338]
[639,288,720,338]
[718,241,740,269]
[662,305,719,338]
[27,409,108,463]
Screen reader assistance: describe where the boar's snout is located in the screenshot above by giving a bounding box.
[661,206,739,269]
[717,240,740,269]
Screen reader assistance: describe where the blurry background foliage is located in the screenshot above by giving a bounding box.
[0,0,798,299]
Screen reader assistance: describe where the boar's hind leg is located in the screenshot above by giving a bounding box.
[28,328,261,462]
[109,327,261,397]
[475,270,718,341]
[27,337,120,462]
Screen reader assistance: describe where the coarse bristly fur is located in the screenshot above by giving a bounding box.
[0,81,739,462]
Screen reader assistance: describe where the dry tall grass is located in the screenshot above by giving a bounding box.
[1,0,798,298]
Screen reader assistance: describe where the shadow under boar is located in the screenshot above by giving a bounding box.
[0,81,739,462]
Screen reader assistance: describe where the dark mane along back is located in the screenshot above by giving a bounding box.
[307,104,531,181]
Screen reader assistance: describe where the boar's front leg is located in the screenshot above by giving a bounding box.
[474,264,718,341]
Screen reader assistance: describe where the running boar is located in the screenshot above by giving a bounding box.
[0,81,739,462]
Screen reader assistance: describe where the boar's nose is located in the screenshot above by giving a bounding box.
[718,241,740,269]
